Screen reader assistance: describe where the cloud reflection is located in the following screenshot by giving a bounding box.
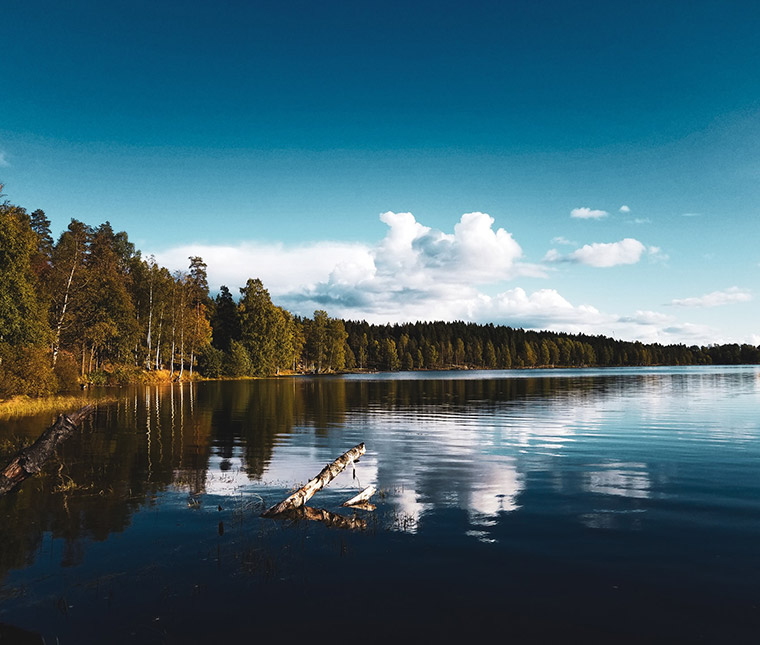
[584,462,651,499]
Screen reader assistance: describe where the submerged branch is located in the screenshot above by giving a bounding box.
[341,485,376,508]
[0,404,95,496]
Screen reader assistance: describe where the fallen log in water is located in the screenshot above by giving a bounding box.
[341,485,376,508]
[262,442,365,517]
[0,404,95,496]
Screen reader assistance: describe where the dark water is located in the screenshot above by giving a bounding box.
[1,367,759,642]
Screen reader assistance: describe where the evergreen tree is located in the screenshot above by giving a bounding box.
[309,310,329,372]
[212,285,241,352]
[0,203,49,347]
[238,278,279,375]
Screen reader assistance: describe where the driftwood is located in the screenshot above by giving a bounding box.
[348,502,376,511]
[341,485,376,507]
[0,404,95,496]
[262,442,366,517]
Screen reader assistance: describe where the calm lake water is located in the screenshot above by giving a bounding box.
[1,367,759,642]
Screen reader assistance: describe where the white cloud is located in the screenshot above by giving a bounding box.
[619,205,631,213]
[571,238,646,267]
[152,211,544,313]
[152,240,372,296]
[372,211,529,285]
[681,212,701,217]
[571,207,608,219]
[150,212,730,345]
[545,238,648,267]
[671,287,752,308]
[550,236,575,245]
[647,246,668,263]
[0,151,9,167]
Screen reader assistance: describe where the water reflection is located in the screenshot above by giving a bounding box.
[0,367,759,581]
[584,462,650,499]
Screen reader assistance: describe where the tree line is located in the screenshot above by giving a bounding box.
[1,192,758,397]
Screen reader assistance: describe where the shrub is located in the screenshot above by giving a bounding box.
[198,345,224,378]
[225,340,252,377]
[0,344,57,397]
[88,370,108,386]
[112,366,141,385]
[54,351,80,391]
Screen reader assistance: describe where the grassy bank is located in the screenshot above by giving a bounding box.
[0,394,95,420]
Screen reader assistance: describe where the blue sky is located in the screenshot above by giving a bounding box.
[2,0,758,344]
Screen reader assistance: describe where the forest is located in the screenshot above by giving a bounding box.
[1,194,759,398]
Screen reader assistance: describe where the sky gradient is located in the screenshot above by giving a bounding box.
[2,0,759,344]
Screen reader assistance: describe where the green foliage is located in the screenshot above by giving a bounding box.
[211,285,240,352]
[239,278,281,375]
[226,340,253,377]
[0,203,49,346]
[383,338,400,371]
[327,318,348,371]
[344,342,356,370]
[53,351,80,390]
[88,370,108,386]
[307,309,329,372]
[0,345,57,397]
[198,345,225,378]
[1,188,759,397]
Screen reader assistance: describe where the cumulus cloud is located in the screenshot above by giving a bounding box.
[572,239,646,267]
[373,211,528,284]
[671,287,752,308]
[545,238,648,267]
[152,211,543,312]
[290,211,549,320]
[619,205,631,213]
[571,207,608,219]
[153,240,372,296]
[150,212,727,345]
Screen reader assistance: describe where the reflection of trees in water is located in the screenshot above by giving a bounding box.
[341,375,621,414]
[206,378,348,479]
[0,373,646,581]
[0,383,212,579]
[0,377,355,581]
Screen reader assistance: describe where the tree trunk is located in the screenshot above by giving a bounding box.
[52,245,79,367]
[146,277,153,370]
[155,310,163,371]
[169,281,177,379]
[179,292,185,380]
[0,405,95,496]
[262,443,365,517]
[341,485,376,507]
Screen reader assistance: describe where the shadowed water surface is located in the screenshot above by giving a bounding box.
[1,367,759,642]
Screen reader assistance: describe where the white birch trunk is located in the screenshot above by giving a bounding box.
[52,247,78,367]
[262,443,366,517]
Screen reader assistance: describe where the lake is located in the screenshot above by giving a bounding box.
[1,366,759,642]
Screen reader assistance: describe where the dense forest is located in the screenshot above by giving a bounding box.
[1,192,758,397]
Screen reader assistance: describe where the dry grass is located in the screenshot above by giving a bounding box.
[0,394,114,420]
